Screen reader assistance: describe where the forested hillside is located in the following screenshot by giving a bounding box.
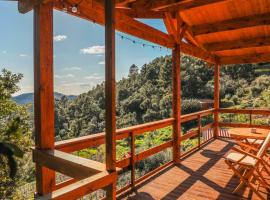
[54,55,266,141]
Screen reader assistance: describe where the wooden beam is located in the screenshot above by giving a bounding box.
[214,64,220,139]
[36,171,116,200]
[131,0,226,11]
[204,37,270,51]
[18,0,52,14]
[105,0,117,199]
[33,149,105,179]
[172,44,181,162]
[220,52,270,64]
[192,12,270,36]
[54,1,217,63]
[159,0,227,12]
[116,8,164,18]
[54,1,174,48]
[34,2,55,195]
[163,12,178,42]
[181,42,219,64]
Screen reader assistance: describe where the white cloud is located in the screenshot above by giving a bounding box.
[84,75,103,80]
[2,50,7,54]
[64,66,82,71]
[55,74,75,79]
[19,54,27,57]
[80,45,105,55]
[98,61,105,65]
[54,35,67,42]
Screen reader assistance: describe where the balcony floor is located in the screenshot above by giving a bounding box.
[119,139,269,200]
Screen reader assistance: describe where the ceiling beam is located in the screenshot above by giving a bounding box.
[130,0,226,11]
[18,0,52,14]
[192,12,270,36]
[116,8,164,18]
[54,1,174,48]
[204,37,270,51]
[159,0,227,12]
[220,52,270,65]
[54,1,217,63]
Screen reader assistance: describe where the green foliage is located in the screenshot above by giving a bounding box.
[0,69,32,199]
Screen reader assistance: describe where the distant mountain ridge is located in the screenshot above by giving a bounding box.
[13,92,77,105]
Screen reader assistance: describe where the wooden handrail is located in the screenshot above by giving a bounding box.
[218,108,270,115]
[181,108,214,123]
[56,118,174,153]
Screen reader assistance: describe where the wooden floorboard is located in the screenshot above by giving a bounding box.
[119,139,269,200]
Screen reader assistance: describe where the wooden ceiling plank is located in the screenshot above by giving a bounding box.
[192,12,270,36]
[204,37,270,51]
[129,0,226,11]
[220,52,270,64]
[159,0,227,12]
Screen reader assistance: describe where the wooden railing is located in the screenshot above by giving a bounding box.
[218,108,270,137]
[35,108,270,199]
[53,108,215,195]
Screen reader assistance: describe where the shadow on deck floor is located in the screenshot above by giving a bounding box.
[119,139,269,200]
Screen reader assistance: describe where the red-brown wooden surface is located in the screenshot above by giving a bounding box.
[119,139,269,200]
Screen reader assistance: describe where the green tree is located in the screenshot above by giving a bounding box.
[0,69,32,199]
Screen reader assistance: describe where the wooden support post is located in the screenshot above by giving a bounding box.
[105,0,117,199]
[172,44,181,162]
[130,132,135,187]
[34,2,55,195]
[214,64,220,138]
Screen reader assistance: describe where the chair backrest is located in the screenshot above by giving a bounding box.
[256,132,270,158]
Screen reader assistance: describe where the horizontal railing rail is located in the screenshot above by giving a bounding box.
[217,108,270,138]
[53,108,215,194]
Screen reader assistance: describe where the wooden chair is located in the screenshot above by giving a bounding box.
[224,133,270,200]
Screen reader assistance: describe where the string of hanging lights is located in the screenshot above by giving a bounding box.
[60,0,169,52]
[116,33,169,51]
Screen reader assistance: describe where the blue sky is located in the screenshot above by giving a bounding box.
[0,2,170,95]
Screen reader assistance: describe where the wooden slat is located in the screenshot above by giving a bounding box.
[158,0,227,12]
[119,118,174,135]
[204,37,270,52]
[37,171,116,200]
[191,12,270,36]
[201,123,214,132]
[181,108,214,123]
[218,108,270,115]
[181,130,199,141]
[33,149,105,179]
[135,141,173,162]
[116,141,173,169]
[218,122,270,130]
[130,0,226,11]
[220,52,270,64]
[34,2,55,195]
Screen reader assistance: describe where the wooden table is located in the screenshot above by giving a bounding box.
[228,128,270,140]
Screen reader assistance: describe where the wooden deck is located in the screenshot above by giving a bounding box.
[119,139,269,200]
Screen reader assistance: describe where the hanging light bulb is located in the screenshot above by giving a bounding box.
[71,5,78,13]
